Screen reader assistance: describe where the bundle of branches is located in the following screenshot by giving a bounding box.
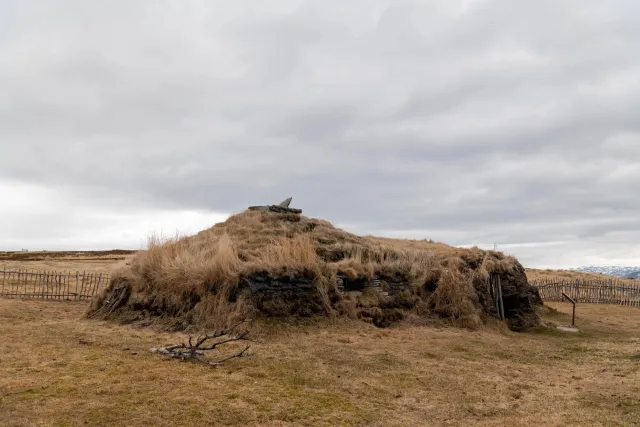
[150,320,255,367]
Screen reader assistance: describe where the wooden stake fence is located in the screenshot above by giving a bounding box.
[531,278,640,308]
[0,269,109,300]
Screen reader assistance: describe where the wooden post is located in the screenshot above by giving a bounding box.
[91,273,97,296]
[47,271,52,299]
[89,273,95,297]
[58,271,63,300]
[1,269,5,296]
[498,276,505,321]
[83,272,89,299]
[34,271,39,298]
[52,271,57,300]
[42,271,47,299]
[95,273,103,296]
[56,271,61,300]
[495,276,500,317]
[80,271,86,299]
[75,271,80,301]
[498,276,504,320]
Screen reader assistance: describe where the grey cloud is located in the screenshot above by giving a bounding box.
[1,0,640,267]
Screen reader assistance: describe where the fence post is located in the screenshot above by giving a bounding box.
[497,276,505,320]
[75,271,79,301]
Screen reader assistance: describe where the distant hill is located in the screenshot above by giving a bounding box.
[573,266,640,280]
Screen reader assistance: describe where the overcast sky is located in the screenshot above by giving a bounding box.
[1,0,639,268]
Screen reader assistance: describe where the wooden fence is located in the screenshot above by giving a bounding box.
[531,278,640,307]
[0,269,109,300]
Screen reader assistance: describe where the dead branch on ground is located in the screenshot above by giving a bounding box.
[150,320,256,367]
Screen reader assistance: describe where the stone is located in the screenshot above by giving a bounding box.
[248,197,302,215]
[278,197,293,208]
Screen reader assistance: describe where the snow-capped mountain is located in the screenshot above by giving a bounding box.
[573,266,640,279]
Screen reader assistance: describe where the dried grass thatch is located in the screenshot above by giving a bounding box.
[88,210,541,331]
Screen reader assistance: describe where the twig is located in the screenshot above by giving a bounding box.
[150,320,256,367]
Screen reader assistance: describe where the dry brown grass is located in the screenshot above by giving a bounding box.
[91,210,536,330]
[1,298,638,427]
[0,250,134,274]
[526,268,636,283]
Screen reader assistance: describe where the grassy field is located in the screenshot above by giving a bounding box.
[526,268,635,283]
[1,252,639,426]
[1,299,638,426]
[0,251,134,274]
